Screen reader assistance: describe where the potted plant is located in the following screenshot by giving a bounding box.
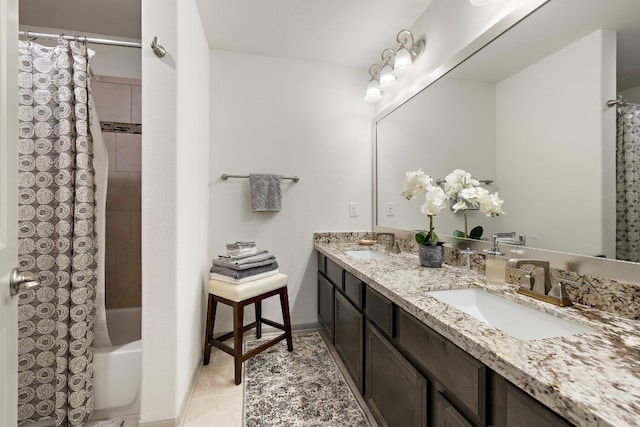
[444,169,505,238]
[401,169,447,267]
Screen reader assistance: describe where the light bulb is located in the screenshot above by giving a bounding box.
[364,79,382,102]
[394,47,412,71]
[379,64,396,90]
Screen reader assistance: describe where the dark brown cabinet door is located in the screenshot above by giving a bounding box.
[504,383,573,427]
[365,322,427,427]
[318,274,334,340]
[395,308,485,424]
[436,393,473,427]
[335,291,364,392]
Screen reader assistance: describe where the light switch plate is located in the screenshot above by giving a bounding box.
[386,202,395,216]
[349,202,358,217]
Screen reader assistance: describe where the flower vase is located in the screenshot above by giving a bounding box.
[419,244,444,268]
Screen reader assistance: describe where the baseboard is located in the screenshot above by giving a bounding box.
[138,360,201,427]
[138,420,177,427]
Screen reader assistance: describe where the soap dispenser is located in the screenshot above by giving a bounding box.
[484,235,506,283]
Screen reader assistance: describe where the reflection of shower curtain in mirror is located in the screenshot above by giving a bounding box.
[17,39,98,426]
[616,103,640,262]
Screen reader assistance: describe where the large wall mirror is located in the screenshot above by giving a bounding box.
[375,0,640,267]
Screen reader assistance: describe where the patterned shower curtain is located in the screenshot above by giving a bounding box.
[616,103,640,262]
[17,39,97,426]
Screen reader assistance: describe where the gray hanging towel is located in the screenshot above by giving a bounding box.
[249,173,283,212]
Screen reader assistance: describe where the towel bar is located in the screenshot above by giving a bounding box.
[221,174,300,183]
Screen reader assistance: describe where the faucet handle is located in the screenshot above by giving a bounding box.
[507,259,552,294]
[548,279,573,306]
[520,273,535,290]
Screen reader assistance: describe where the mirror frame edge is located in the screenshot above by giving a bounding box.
[371,0,640,285]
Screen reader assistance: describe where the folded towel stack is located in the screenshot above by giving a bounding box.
[225,241,258,257]
[210,243,279,284]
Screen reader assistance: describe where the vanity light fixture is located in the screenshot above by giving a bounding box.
[394,30,425,71]
[364,64,383,103]
[364,29,425,103]
[379,49,397,90]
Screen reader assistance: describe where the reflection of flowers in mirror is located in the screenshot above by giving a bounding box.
[444,169,505,217]
[444,169,505,238]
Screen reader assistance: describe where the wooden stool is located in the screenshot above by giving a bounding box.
[203,273,293,385]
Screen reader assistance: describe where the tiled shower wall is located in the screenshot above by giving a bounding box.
[92,75,142,309]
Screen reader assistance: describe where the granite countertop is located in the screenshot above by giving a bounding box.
[315,241,640,427]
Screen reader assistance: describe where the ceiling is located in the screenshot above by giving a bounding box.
[19,0,142,39]
[448,0,640,91]
[195,0,433,68]
[19,0,434,69]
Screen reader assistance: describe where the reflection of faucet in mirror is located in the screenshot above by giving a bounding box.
[376,232,400,253]
[508,259,572,307]
[493,232,528,246]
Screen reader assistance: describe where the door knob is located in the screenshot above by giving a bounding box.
[9,268,40,297]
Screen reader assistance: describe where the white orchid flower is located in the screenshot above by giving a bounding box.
[479,192,505,217]
[459,186,489,205]
[451,200,467,213]
[421,185,447,216]
[444,168,480,198]
[401,169,432,200]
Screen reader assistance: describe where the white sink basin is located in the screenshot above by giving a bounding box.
[344,250,387,260]
[427,288,594,341]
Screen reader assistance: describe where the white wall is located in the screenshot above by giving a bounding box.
[496,29,616,257]
[209,51,373,331]
[141,0,210,424]
[17,24,141,79]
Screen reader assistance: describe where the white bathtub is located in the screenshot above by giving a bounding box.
[92,307,142,420]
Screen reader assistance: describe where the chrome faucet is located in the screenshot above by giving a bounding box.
[376,232,400,253]
[507,259,572,307]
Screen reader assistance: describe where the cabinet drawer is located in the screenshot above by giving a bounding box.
[505,383,573,427]
[344,271,364,310]
[365,286,394,337]
[317,251,326,275]
[326,258,343,289]
[395,308,486,423]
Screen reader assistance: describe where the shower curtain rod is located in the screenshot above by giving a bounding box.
[19,30,142,49]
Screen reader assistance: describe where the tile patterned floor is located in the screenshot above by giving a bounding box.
[182,344,244,426]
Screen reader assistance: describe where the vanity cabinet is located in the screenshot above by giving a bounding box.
[491,375,573,427]
[436,393,473,427]
[365,321,428,427]
[315,252,575,427]
[395,308,486,425]
[317,273,334,340]
[334,291,364,392]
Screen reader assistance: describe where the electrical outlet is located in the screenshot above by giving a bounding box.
[349,202,359,217]
[386,202,395,216]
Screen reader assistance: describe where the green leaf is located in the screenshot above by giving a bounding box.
[429,231,439,245]
[469,226,484,240]
[453,230,465,238]
[415,231,427,245]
